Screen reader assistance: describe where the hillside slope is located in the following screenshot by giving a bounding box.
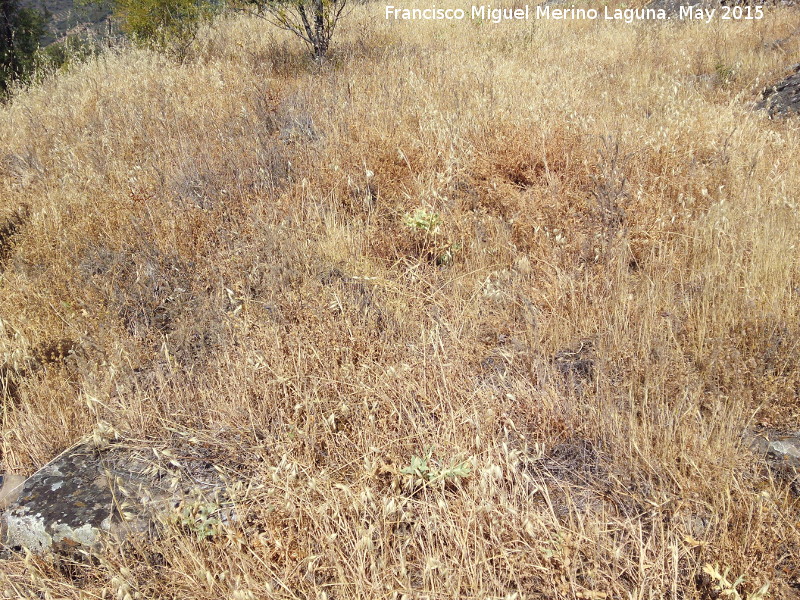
[1,7,800,598]
[21,0,111,44]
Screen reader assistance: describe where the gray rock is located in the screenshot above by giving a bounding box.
[765,439,800,462]
[748,429,800,467]
[2,440,229,556]
[747,428,800,495]
[755,64,800,118]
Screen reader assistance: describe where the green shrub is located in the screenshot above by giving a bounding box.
[82,0,222,59]
[0,1,47,95]
[39,35,101,74]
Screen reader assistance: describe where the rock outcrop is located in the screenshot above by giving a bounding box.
[756,64,800,117]
[1,436,229,556]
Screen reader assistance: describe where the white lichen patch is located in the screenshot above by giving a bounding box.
[6,514,52,553]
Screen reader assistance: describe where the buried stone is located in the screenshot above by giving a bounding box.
[1,440,229,555]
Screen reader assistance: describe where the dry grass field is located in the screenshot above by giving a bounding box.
[1,4,800,598]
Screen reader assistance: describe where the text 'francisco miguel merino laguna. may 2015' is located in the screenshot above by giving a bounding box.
[385,4,765,23]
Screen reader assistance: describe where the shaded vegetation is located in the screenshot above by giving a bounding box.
[0,0,46,94]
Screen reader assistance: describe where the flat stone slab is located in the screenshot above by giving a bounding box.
[756,64,800,117]
[2,440,229,556]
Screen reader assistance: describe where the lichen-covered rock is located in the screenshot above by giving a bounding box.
[747,429,800,495]
[756,65,800,117]
[2,440,228,556]
[749,429,800,467]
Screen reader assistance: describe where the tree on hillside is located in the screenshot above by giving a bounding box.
[237,0,347,61]
[0,0,46,95]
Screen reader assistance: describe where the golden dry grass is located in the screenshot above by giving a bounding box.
[1,4,800,598]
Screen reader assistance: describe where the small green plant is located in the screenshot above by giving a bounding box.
[436,242,462,266]
[402,448,432,479]
[173,498,224,540]
[403,207,442,235]
[701,564,769,600]
[401,447,472,485]
[402,208,461,265]
[437,458,472,480]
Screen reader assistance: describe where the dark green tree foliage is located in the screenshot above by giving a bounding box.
[114,0,216,51]
[79,0,221,59]
[0,0,46,94]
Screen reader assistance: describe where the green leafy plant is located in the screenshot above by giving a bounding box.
[173,498,224,540]
[403,208,442,235]
[702,563,769,600]
[401,447,473,485]
[436,458,473,481]
[401,448,433,480]
[402,208,461,265]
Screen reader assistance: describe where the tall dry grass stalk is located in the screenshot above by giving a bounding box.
[0,5,800,598]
